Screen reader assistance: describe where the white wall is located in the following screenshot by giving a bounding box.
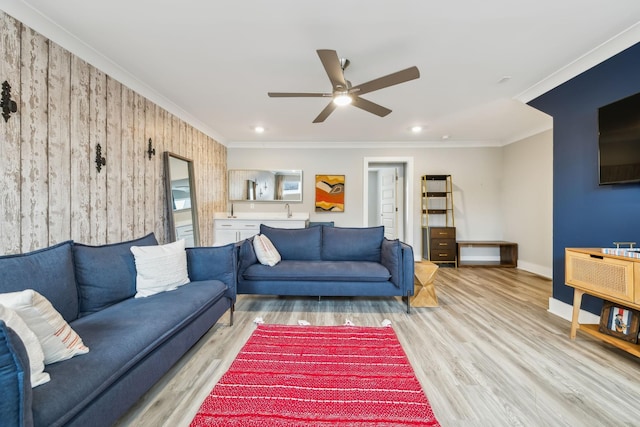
[502,130,553,277]
[228,138,553,275]
[227,146,507,260]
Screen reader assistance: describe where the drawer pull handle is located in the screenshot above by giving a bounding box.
[589,254,604,260]
[439,243,447,246]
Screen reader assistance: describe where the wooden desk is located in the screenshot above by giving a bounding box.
[565,248,640,357]
[457,241,518,267]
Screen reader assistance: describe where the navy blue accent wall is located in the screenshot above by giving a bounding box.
[529,42,640,315]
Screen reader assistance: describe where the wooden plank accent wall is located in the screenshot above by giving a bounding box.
[0,12,226,254]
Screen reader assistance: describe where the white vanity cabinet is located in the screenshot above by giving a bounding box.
[175,224,195,247]
[213,213,309,246]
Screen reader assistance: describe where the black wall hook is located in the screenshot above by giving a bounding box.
[1,81,17,122]
[95,143,106,173]
[147,138,156,160]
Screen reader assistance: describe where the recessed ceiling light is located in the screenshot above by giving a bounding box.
[442,134,450,140]
[411,126,423,133]
[254,126,265,133]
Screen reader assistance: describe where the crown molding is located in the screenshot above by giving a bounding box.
[515,22,640,103]
[226,140,504,150]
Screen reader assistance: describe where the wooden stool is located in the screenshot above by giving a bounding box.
[410,261,439,307]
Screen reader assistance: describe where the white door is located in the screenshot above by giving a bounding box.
[379,168,397,240]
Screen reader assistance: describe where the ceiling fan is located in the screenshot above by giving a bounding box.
[268,49,420,123]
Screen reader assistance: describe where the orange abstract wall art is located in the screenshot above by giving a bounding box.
[315,175,345,212]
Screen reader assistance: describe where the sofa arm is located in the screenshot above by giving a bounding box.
[186,244,238,303]
[0,321,34,427]
[237,238,258,277]
[400,242,415,296]
[381,239,414,295]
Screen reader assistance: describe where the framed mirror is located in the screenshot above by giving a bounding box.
[228,169,302,202]
[164,152,200,247]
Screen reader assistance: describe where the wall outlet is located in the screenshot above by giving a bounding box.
[250,203,255,209]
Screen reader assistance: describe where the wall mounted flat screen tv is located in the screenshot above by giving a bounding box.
[598,91,640,185]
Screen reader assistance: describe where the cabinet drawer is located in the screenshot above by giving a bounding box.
[431,238,455,250]
[214,221,259,230]
[566,250,634,302]
[429,227,455,239]
[430,248,456,261]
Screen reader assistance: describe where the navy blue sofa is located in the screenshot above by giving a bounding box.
[0,233,236,427]
[238,225,414,312]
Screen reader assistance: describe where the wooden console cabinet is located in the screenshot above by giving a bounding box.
[565,248,640,357]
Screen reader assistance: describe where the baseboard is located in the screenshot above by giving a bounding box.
[516,260,552,279]
[548,297,600,324]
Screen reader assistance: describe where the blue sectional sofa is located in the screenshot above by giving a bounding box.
[0,233,236,427]
[238,225,415,312]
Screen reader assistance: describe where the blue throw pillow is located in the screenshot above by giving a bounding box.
[0,321,33,427]
[321,226,384,262]
[259,225,322,261]
[73,233,158,317]
[0,240,79,322]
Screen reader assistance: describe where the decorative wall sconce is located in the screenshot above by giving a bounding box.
[95,143,106,173]
[147,138,156,160]
[1,81,17,122]
[258,181,268,197]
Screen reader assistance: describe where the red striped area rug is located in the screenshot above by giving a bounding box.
[191,324,440,426]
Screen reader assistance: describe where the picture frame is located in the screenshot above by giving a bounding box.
[598,301,640,344]
[315,175,345,212]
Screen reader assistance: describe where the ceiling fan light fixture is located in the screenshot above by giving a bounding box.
[333,92,352,106]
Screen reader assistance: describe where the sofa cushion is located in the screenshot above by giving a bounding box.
[321,226,384,262]
[73,233,158,317]
[260,225,321,261]
[0,240,78,322]
[131,240,190,298]
[0,304,49,387]
[242,260,390,282]
[0,321,34,427]
[33,280,226,427]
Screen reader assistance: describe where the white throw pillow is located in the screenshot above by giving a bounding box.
[131,239,190,298]
[253,234,281,266]
[0,290,89,365]
[0,304,50,387]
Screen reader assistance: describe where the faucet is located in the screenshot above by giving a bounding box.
[285,203,291,218]
[228,203,236,218]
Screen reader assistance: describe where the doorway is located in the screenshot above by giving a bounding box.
[363,157,414,248]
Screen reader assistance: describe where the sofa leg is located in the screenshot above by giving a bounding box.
[406,292,411,314]
[230,303,235,326]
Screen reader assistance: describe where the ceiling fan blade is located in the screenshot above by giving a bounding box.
[317,49,348,91]
[351,66,420,96]
[312,102,337,123]
[351,97,392,117]
[268,92,330,97]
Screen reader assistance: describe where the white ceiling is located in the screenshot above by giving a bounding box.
[3,0,640,147]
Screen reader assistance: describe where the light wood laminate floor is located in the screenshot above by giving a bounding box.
[115,267,640,427]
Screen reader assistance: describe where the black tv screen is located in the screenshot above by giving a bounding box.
[598,91,640,184]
